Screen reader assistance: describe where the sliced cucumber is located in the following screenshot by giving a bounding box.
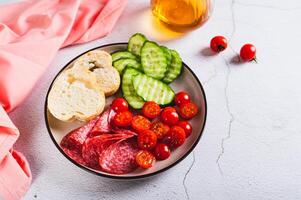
[161,46,172,67]
[122,68,145,109]
[113,58,141,74]
[162,50,183,83]
[128,33,147,57]
[141,42,167,80]
[111,51,137,62]
[132,74,174,105]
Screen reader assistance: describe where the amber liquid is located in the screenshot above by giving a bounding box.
[151,0,210,27]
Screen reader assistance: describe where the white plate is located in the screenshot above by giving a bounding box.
[45,43,207,179]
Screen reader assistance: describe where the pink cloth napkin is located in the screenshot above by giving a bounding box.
[0,0,127,199]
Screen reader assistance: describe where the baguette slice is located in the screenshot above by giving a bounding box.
[74,50,112,69]
[73,50,120,96]
[92,67,120,96]
[48,67,105,122]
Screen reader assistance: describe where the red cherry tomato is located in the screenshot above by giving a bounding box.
[150,121,170,140]
[135,150,155,169]
[131,115,151,133]
[177,121,193,138]
[210,36,228,53]
[113,111,133,127]
[154,143,171,160]
[174,91,191,106]
[111,98,129,113]
[240,44,256,62]
[179,102,198,119]
[142,101,161,119]
[138,130,157,150]
[161,107,179,126]
[169,126,186,148]
[163,106,176,112]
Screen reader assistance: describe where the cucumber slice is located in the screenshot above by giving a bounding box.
[111,51,137,62]
[162,50,183,83]
[128,33,147,57]
[132,74,175,105]
[141,42,167,80]
[122,68,145,109]
[113,58,141,74]
[161,46,172,67]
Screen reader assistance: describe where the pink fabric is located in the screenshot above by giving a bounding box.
[0,0,127,199]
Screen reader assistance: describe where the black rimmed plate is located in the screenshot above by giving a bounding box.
[45,43,207,179]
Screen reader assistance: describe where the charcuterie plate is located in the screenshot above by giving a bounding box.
[45,42,207,179]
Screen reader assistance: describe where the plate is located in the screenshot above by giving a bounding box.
[45,43,207,179]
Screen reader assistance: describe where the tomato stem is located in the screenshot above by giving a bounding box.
[252,57,258,63]
[217,45,225,52]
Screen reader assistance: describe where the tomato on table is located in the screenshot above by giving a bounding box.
[210,36,228,53]
[111,98,129,113]
[150,121,170,139]
[179,102,198,119]
[131,115,151,133]
[161,107,179,126]
[154,143,171,160]
[174,91,190,106]
[168,126,186,148]
[177,121,193,138]
[138,130,157,150]
[135,150,155,169]
[113,111,133,127]
[240,44,256,62]
[142,101,161,119]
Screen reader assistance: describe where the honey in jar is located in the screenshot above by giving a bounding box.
[151,0,211,27]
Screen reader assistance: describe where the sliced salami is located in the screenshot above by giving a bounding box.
[82,134,134,169]
[107,108,116,129]
[60,116,99,150]
[89,109,111,137]
[99,139,139,174]
[112,128,137,137]
[62,147,86,165]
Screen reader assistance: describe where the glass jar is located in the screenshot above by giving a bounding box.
[151,0,211,28]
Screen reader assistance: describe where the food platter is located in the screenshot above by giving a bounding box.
[45,42,207,179]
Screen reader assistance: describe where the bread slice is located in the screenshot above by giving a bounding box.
[47,67,105,122]
[73,50,120,96]
[74,50,112,69]
[92,67,120,96]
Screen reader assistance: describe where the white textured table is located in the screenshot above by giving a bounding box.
[6,0,301,199]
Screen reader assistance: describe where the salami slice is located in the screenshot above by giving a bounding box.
[60,117,99,150]
[82,134,134,169]
[62,147,86,165]
[107,108,116,129]
[99,139,139,174]
[112,128,137,137]
[89,109,111,137]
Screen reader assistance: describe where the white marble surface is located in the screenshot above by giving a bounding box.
[4,0,301,199]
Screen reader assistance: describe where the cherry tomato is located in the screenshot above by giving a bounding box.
[154,143,171,160]
[240,44,256,62]
[163,106,176,112]
[111,98,129,113]
[135,150,155,169]
[177,121,193,138]
[131,115,151,133]
[174,91,190,106]
[142,101,161,119]
[150,121,170,139]
[113,111,133,127]
[169,126,186,148]
[210,36,228,53]
[138,130,157,150]
[179,102,198,119]
[161,107,179,126]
